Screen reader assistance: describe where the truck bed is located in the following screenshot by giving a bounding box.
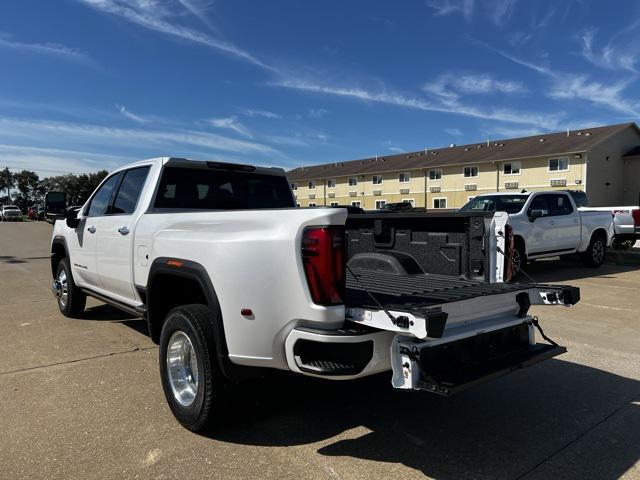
[345,267,529,312]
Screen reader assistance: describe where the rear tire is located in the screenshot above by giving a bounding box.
[159,303,231,432]
[581,233,606,267]
[54,258,86,317]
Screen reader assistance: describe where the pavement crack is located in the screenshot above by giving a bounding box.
[0,346,158,376]
[515,392,640,480]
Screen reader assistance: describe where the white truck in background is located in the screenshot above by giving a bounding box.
[459,191,614,275]
[47,157,580,432]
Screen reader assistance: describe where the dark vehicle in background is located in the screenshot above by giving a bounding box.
[44,192,67,224]
[378,201,425,213]
[329,204,365,214]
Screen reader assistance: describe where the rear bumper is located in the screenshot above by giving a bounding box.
[284,326,395,380]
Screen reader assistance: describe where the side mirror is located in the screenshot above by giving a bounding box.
[528,209,547,221]
[65,207,82,229]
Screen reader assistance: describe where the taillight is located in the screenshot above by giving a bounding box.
[301,226,345,305]
[632,209,640,227]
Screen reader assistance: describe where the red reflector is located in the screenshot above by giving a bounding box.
[241,308,253,316]
[632,209,640,227]
[167,260,183,267]
[301,226,345,305]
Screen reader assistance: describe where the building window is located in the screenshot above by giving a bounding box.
[464,166,478,178]
[549,158,569,172]
[375,200,386,209]
[433,198,447,209]
[503,161,521,175]
[327,179,336,188]
[429,169,442,180]
[296,203,300,207]
[399,172,410,183]
[308,181,316,189]
[372,175,383,185]
[308,202,316,207]
[290,183,297,190]
[351,201,361,207]
[402,199,415,207]
[330,202,339,206]
[348,177,358,186]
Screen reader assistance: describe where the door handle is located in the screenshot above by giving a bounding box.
[87,225,96,234]
[118,226,130,236]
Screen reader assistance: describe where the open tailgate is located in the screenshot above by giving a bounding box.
[344,268,578,395]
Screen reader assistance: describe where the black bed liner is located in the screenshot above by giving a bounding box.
[344,267,575,315]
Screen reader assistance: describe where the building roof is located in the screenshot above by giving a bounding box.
[287,122,637,181]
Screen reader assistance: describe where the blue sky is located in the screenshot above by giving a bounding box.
[1,0,640,177]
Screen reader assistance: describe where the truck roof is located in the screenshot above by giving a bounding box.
[110,157,285,177]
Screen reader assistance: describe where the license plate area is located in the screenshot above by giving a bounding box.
[394,323,566,395]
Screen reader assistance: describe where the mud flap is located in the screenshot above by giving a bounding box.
[390,321,566,395]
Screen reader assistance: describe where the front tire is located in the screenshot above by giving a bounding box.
[582,233,606,267]
[159,304,230,432]
[54,258,86,317]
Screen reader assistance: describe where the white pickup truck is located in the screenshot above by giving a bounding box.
[48,157,580,431]
[459,191,614,275]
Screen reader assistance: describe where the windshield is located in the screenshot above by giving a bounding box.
[459,195,528,214]
[4,206,19,210]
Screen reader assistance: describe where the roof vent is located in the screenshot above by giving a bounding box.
[584,132,591,136]
[449,144,456,147]
[539,138,545,142]
[577,132,583,136]
[498,143,505,147]
[464,148,470,151]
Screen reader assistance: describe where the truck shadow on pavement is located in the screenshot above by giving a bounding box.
[210,360,640,479]
[78,304,149,336]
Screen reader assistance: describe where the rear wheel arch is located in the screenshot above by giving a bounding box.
[146,258,263,383]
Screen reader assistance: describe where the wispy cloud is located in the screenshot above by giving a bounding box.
[0,144,133,176]
[548,76,640,116]
[116,104,147,123]
[444,128,463,136]
[308,108,329,118]
[424,73,526,100]
[242,108,281,119]
[77,0,274,71]
[579,27,637,73]
[272,78,562,129]
[0,32,93,65]
[484,42,640,116]
[175,0,217,31]
[484,0,517,26]
[426,0,475,22]
[208,116,253,138]
[0,116,278,156]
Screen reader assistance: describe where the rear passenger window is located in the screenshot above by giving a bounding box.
[550,194,574,216]
[153,167,293,210]
[111,167,150,215]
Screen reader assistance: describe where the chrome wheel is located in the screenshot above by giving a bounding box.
[592,239,605,264]
[166,331,199,407]
[56,269,69,308]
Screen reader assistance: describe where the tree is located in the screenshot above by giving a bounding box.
[0,167,13,202]
[14,170,40,210]
[38,170,108,206]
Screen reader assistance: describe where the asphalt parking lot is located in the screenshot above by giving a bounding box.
[1,221,639,480]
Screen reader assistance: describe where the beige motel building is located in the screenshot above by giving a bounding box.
[286,122,640,210]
